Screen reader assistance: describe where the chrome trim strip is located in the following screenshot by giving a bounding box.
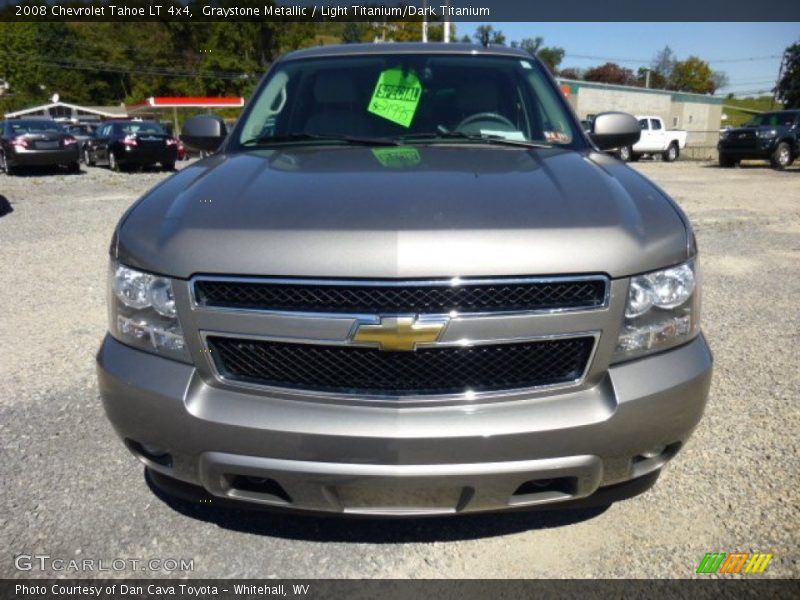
[198,330,601,403]
[189,274,611,316]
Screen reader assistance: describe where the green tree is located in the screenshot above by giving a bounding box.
[637,67,667,89]
[342,22,362,44]
[473,25,505,46]
[512,37,564,74]
[538,47,565,74]
[517,37,543,55]
[670,56,717,94]
[776,41,800,108]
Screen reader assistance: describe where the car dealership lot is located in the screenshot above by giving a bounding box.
[1,161,798,578]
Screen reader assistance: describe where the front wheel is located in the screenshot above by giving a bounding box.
[663,143,679,162]
[719,153,737,168]
[770,141,792,170]
[108,151,119,172]
[617,145,633,162]
[84,147,95,166]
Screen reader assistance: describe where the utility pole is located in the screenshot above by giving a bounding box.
[422,0,428,42]
[772,51,788,109]
[645,68,651,89]
[443,0,451,42]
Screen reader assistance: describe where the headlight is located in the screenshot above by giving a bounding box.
[108,262,189,362]
[613,259,700,362]
[757,129,778,139]
[719,130,729,140]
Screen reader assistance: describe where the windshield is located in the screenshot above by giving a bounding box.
[744,112,796,128]
[122,122,167,135]
[235,53,579,148]
[68,125,93,135]
[10,120,64,134]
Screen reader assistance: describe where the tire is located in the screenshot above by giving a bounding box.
[84,147,95,166]
[617,145,633,162]
[162,162,175,172]
[719,153,737,168]
[663,143,679,162]
[0,151,10,175]
[67,161,80,174]
[108,151,119,172]
[770,141,792,170]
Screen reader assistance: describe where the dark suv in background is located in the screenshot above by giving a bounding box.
[718,109,800,169]
[0,119,80,175]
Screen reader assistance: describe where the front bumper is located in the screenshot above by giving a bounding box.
[717,139,780,159]
[97,334,712,515]
[118,145,177,165]
[8,146,79,167]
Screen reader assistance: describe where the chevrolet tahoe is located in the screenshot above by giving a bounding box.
[97,44,712,516]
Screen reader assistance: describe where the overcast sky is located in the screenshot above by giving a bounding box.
[488,22,799,96]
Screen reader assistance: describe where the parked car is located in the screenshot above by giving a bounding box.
[85,120,178,171]
[64,123,96,162]
[162,123,189,161]
[718,109,800,169]
[0,119,80,174]
[98,43,711,516]
[616,116,687,162]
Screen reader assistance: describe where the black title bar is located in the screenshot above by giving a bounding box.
[1,0,799,22]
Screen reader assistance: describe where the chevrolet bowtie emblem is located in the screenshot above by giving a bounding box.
[351,316,448,351]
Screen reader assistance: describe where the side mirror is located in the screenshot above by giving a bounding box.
[180,115,227,153]
[589,112,641,151]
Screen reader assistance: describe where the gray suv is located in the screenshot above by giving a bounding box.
[97,44,712,516]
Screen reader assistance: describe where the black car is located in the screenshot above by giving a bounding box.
[718,109,800,169]
[85,120,178,171]
[0,119,80,175]
[64,123,97,162]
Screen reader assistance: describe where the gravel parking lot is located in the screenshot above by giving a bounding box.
[1,159,798,579]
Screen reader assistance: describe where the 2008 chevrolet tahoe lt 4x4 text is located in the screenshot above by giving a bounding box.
[97,44,712,516]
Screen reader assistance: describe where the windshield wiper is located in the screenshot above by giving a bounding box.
[399,132,552,149]
[241,132,400,147]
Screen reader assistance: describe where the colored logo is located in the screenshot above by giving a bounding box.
[696,552,773,574]
[351,316,447,351]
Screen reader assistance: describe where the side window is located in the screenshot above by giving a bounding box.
[638,119,649,130]
[650,118,662,130]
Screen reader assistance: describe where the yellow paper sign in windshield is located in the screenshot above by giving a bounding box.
[368,68,422,128]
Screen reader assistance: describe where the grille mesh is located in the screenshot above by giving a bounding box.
[207,336,595,396]
[194,278,607,314]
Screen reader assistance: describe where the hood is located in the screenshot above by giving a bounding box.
[117,145,690,279]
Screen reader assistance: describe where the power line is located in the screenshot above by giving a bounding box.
[3,52,258,80]
[561,53,782,66]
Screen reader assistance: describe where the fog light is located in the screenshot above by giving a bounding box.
[639,446,666,459]
[141,443,168,457]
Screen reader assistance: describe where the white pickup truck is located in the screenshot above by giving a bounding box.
[617,116,687,162]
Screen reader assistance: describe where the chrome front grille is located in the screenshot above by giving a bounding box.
[192,276,608,315]
[186,275,611,400]
[207,335,596,396]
